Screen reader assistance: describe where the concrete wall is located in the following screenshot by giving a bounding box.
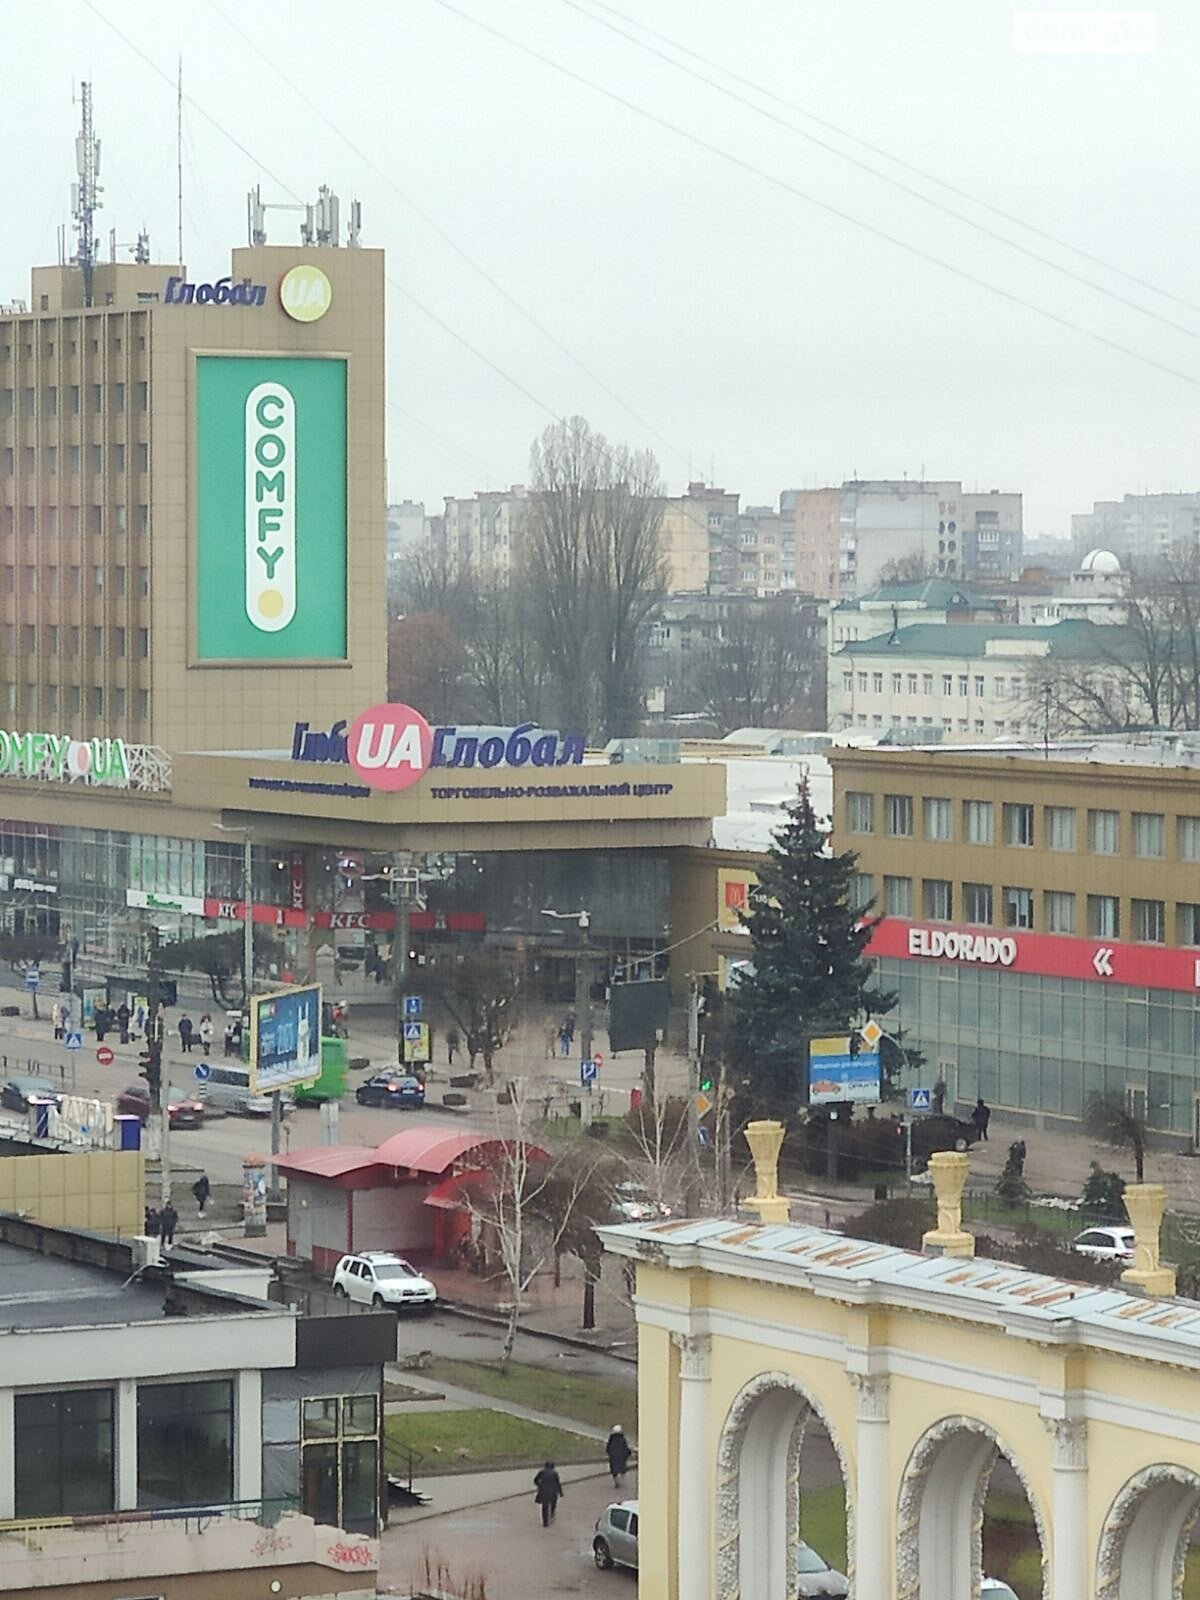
[0,1149,144,1233]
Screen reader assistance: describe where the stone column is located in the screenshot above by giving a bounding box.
[1043,1418,1088,1600]
[851,1373,890,1597]
[1121,1184,1176,1296]
[921,1151,976,1258]
[673,1332,712,1600]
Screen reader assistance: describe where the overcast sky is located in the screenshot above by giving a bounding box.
[4,1,1199,534]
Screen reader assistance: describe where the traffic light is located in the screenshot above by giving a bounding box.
[699,1069,715,1093]
[138,1041,162,1095]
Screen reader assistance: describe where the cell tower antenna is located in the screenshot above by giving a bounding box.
[71,80,103,307]
[176,57,184,269]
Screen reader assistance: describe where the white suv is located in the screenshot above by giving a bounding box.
[332,1251,437,1312]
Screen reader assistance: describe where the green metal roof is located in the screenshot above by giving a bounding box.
[837,579,1002,610]
[839,619,1129,660]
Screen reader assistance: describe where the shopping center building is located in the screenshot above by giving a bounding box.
[832,736,1200,1141]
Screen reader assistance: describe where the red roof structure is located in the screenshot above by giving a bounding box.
[273,1128,550,1183]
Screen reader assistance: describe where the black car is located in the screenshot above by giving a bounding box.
[355,1072,426,1109]
[0,1074,61,1113]
[911,1113,981,1168]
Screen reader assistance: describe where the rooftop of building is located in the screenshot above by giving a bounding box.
[830,731,1200,771]
[837,617,1125,659]
[0,1239,170,1330]
[835,578,1001,611]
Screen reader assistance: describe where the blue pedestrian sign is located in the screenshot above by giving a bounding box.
[24,968,39,992]
[194,1062,212,1081]
[908,1086,932,1111]
[404,995,423,1019]
[403,1021,423,1043]
[580,1059,598,1086]
[697,1124,711,1149]
[65,1030,83,1051]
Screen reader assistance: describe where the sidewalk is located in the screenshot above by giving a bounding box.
[385,1461,613,1526]
[384,1372,611,1444]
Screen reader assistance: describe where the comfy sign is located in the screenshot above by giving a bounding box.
[245,384,295,632]
[346,703,433,792]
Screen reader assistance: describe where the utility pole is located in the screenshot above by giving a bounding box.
[575,914,593,1124]
[394,886,410,1066]
[686,977,702,1215]
[239,834,280,1204]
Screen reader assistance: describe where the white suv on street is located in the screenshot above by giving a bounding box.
[332,1251,437,1312]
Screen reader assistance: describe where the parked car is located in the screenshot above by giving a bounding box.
[332,1251,437,1311]
[611,1181,672,1223]
[911,1114,982,1169]
[794,1540,849,1597]
[981,1581,1020,1600]
[1071,1225,1136,1261]
[594,1500,639,1570]
[115,1084,205,1128]
[0,1074,61,1113]
[355,1072,426,1109]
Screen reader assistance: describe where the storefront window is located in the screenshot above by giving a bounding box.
[137,1380,233,1509]
[301,1395,379,1535]
[15,1388,113,1517]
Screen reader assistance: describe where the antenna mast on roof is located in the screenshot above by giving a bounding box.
[176,57,184,270]
[71,81,102,307]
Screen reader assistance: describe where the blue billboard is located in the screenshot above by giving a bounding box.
[808,1035,882,1105]
[251,983,322,1092]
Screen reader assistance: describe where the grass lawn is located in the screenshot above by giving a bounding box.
[425,1356,636,1433]
[797,1482,847,1575]
[385,1408,601,1475]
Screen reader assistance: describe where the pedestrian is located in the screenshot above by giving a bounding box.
[198,1013,214,1055]
[192,1172,211,1218]
[933,1076,947,1116]
[545,1023,558,1059]
[606,1424,631,1487]
[116,1002,131,1045]
[446,1026,459,1067]
[95,1004,108,1043]
[971,1096,991,1142]
[558,1023,571,1058]
[1011,1138,1027,1178]
[134,1003,147,1038]
[159,1200,178,1248]
[533,1461,564,1527]
[178,1014,194,1054]
[52,1001,66,1041]
[144,1205,160,1238]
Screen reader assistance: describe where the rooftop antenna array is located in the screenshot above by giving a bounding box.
[71,80,103,307]
[246,183,363,248]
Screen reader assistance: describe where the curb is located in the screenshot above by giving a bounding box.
[437,1299,638,1364]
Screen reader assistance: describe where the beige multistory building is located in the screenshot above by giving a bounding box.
[780,485,842,598]
[0,243,386,752]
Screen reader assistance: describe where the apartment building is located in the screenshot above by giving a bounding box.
[1072,491,1200,571]
[838,481,1023,597]
[832,736,1200,1140]
[780,486,841,600]
[441,485,528,580]
[658,481,739,592]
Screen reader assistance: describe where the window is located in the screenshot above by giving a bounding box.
[1044,891,1076,934]
[137,1379,233,1509]
[136,442,149,473]
[1132,812,1164,858]
[90,383,103,412]
[923,797,952,841]
[1088,810,1119,855]
[1045,806,1076,852]
[137,627,149,658]
[963,882,993,924]
[15,1388,114,1517]
[135,380,148,411]
[842,672,852,693]
[1177,903,1200,946]
[68,443,80,474]
[923,879,953,921]
[1003,803,1034,847]
[45,684,58,716]
[1179,817,1200,861]
[994,676,1006,698]
[1003,886,1034,929]
[856,672,867,692]
[22,625,34,654]
[891,673,902,693]
[92,687,104,717]
[137,688,150,720]
[114,565,126,596]
[24,565,35,596]
[883,875,913,916]
[872,672,883,693]
[91,626,103,658]
[114,381,125,413]
[68,383,80,414]
[68,686,80,714]
[113,686,126,718]
[301,1394,379,1536]
[114,626,126,657]
[963,800,994,844]
[45,385,57,417]
[845,792,874,834]
[91,444,102,474]
[68,625,79,656]
[1132,898,1165,943]
[941,674,952,695]
[93,565,103,594]
[922,673,933,695]
[849,872,875,910]
[885,794,913,837]
[1087,894,1120,938]
[974,675,985,696]
[46,624,58,653]
[958,675,968,697]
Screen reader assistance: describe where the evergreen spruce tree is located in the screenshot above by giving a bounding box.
[732,783,896,1119]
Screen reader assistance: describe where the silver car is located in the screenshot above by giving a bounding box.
[795,1539,849,1597]
[594,1500,638,1570]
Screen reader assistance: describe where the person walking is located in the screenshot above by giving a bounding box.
[52,1000,66,1041]
[144,1205,160,1239]
[971,1097,991,1142]
[95,1004,109,1043]
[606,1425,631,1487]
[533,1461,564,1527]
[198,1014,214,1055]
[192,1173,211,1219]
[178,1014,194,1054]
[446,1027,459,1068]
[116,1001,131,1045]
[159,1200,178,1248]
[933,1076,947,1116]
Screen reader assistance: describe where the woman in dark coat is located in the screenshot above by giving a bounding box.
[606,1425,631,1486]
[533,1461,564,1527]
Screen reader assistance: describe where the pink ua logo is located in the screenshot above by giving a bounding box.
[346,703,433,791]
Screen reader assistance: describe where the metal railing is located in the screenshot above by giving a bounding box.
[0,1495,299,1544]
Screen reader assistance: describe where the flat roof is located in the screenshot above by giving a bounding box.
[0,1241,169,1330]
[830,733,1200,771]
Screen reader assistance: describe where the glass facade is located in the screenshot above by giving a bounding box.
[878,956,1200,1134]
[14,1388,114,1517]
[137,1379,233,1509]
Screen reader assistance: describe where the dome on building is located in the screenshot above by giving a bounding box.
[1080,548,1121,575]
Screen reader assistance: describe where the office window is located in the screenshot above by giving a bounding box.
[872,672,883,693]
[68,444,81,474]
[1088,810,1119,855]
[1044,890,1076,934]
[845,792,874,834]
[0,387,10,417]
[1132,898,1165,943]
[1177,904,1200,947]
[885,794,913,837]
[136,442,149,473]
[849,871,875,910]
[1045,806,1076,851]
[923,879,953,921]
[883,875,913,916]
[137,627,149,658]
[1132,812,1164,859]
[44,684,58,716]
[68,625,80,656]
[138,566,149,596]
[114,382,125,413]
[92,687,103,717]
[90,444,102,475]
[45,385,57,417]
[23,565,35,596]
[923,797,952,841]
[994,676,1006,698]
[138,503,149,535]
[68,565,80,596]
[137,688,150,720]
[974,675,985,696]
[21,385,34,415]
[68,383,80,414]
[93,565,103,594]
[46,624,58,653]
[963,882,993,924]
[22,625,34,654]
[1179,817,1200,861]
[941,674,952,695]
[1003,803,1034,847]
[114,504,127,533]
[91,626,103,658]
[1003,886,1034,929]
[112,626,125,657]
[137,1380,233,1510]
[68,686,80,714]
[963,800,994,844]
[113,686,126,718]
[1087,894,1120,938]
[90,383,103,412]
[113,444,125,474]
[114,565,126,596]
[135,380,148,411]
[14,1388,114,1517]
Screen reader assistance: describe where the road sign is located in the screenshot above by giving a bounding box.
[697,1125,711,1149]
[860,1019,883,1049]
[404,994,423,1019]
[96,1045,114,1066]
[403,1021,423,1042]
[580,1059,598,1085]
[65,1030,83,1051]
[808,1035,882,1105]
[695,1092,713,1118]
[592,1050,605,1068]
[194,1062,212,1081]
[24,968,39,992]
[908,1086,932,1112]
[402,1022,431,1064]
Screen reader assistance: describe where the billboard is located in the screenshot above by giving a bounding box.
[250,983,322,1092]
[808,1035,881,1106]
[717,868,757,931]
[195,356,347,661]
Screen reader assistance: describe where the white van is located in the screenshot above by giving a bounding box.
[197,1064,292,1118]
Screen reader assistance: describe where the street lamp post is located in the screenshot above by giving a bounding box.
[540,909,593,1111]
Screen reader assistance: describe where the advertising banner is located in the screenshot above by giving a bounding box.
[250,983,323,1092]
[195,356,347,661]
[808,1035,882,1105]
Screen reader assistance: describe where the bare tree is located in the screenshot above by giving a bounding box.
[689,600,823,734]
[427,953,522,1083]
[877,551,937,584]
[387,612,470,723]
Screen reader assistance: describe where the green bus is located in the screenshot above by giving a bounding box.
[294,1035,349,1107]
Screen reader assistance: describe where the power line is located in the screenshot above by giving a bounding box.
[582,0,1200,320]
[561,0,1200,342]
[430,0,1200,390]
